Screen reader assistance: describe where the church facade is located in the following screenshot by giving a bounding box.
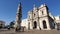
[21,4,60,30]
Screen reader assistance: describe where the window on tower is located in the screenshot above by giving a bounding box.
[29,16,30,18]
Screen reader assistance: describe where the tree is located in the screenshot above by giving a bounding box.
[9,21,15,28]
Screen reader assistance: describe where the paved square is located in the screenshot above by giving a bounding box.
[0,29,60,34]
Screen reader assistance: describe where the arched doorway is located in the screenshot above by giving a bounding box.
[43,20,47,29]
[28,22,30,30]
[33,21,37,29]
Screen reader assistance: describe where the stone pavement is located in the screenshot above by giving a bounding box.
[0,29,60,34]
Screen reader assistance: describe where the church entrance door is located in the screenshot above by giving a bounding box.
[43,20,47,29]
[33,21,37,29]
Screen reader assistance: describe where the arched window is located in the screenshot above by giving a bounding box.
[42,11,44,15]
[43,20,47,29]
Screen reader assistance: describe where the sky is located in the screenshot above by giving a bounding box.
[0,0,60,25]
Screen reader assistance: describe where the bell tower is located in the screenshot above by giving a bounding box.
[16,2,22,24]
[15,2,22,31]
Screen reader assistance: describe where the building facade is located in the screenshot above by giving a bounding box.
[27,4,55,30]
[0,20,5,28]
[21,3,60,30]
